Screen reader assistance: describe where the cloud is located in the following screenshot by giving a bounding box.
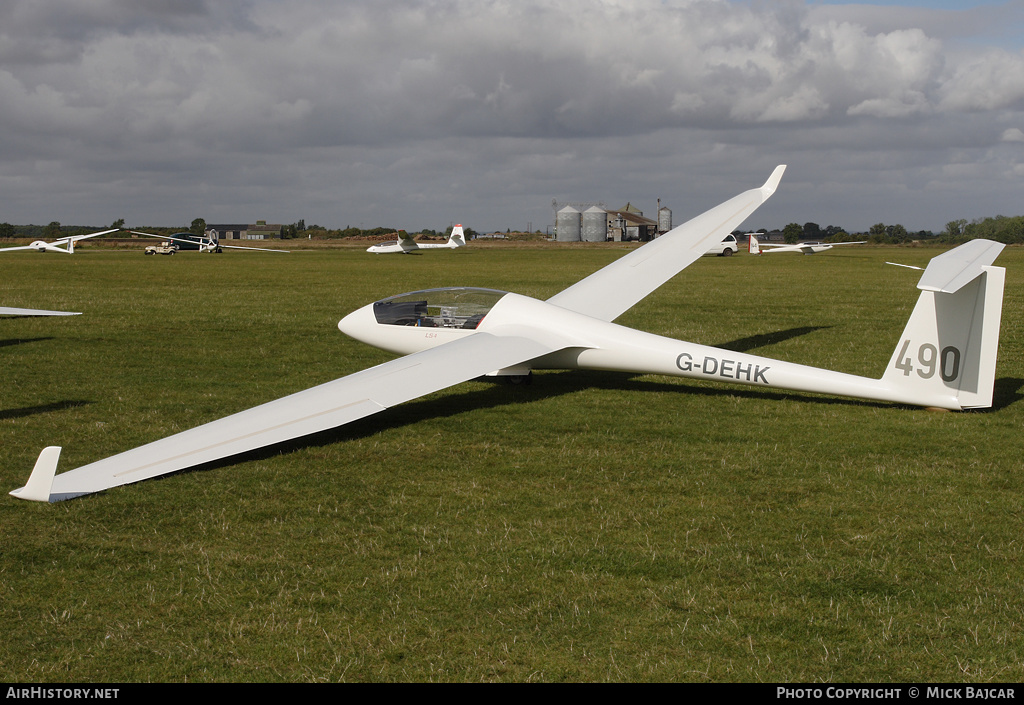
[0,0,1023,233]
[1002,127,1024,143]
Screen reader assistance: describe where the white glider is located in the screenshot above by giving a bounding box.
[130,231,288,253]
[11,166,1008,503]
[0,229,118,254]
[749,235,865,255]
[367,226,467,254]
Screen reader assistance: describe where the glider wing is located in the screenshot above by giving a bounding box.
[12,330,565,502]
[546,165,785,322]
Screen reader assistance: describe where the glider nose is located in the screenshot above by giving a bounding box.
[338,303,377,341]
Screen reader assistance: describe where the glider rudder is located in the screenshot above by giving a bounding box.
[881,240,1005,409]
[9,447,61,502]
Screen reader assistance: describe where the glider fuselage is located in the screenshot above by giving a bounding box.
[338,288,964,410]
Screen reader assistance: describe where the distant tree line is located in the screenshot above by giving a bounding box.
[278,220,478,240]
[942,216,1024,244]
[0,221,125,239]
[751,221,935,245]
[3,215,1019,245]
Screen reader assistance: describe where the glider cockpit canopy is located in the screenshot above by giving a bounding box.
[372,287,508,330]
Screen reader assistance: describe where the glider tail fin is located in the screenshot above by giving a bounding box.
[449,225,466,247]
[749,234,760,255]
[881,240,1005,409]
[9,447,61,502]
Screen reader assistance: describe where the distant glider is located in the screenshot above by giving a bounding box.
[11,166,1008,503]
[749,235,865,255]
[0,229,118,254]
[131,231,288,253]
[367,226,467,254]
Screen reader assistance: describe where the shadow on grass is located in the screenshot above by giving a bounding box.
[0,337,54,349]
[0,400,92,421]
[992,378,1024,411]
[156,366,899,490]
[714,326,830,353]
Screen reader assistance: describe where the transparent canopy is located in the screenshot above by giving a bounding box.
[372,287,509,329]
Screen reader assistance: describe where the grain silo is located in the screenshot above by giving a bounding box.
[582,206,607,242]
[556,206,581,242]
[658,205,673,235]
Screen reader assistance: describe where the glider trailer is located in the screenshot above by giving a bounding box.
[11,166,1006,502]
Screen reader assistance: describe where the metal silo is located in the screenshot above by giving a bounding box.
[659,206,673,234]
[556,206,581,242]
[582,206,607,242]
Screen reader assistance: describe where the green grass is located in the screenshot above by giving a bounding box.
[2,244,1023,682]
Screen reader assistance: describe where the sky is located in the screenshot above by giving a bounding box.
[2,0,1023,235]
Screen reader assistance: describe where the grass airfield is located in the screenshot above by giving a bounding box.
[1,242,1023,682]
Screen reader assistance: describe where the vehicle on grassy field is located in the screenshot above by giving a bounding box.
[132,230,288,254]
[12,165,1008,503]
[144,242,179,255]
[704,233,739,256]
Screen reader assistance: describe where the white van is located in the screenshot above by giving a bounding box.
[704,233,739,256]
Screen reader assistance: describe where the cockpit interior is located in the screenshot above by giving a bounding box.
[372,287,508,329]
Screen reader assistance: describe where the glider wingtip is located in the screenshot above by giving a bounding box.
[761,165,787,198]
[10,446,61,503]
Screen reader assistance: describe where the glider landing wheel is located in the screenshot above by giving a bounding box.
[506,372,532,386]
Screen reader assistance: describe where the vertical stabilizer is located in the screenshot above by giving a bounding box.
[749,235,760,255]
[882,240,1005,409]
[449,225,466,247]
[10,447,61,502]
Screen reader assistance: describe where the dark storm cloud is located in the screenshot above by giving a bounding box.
[1,0,1022,233]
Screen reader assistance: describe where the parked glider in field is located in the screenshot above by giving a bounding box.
[749,234,865,255]
[0,229,118,254]
[11,166,1008,503]
[367,226,467,254]
[131,231,288,253]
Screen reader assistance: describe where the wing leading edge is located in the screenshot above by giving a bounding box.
[12,331,565,502]
[547,165,785,322]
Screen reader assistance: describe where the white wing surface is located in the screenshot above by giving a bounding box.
[917,239,1005,293]
[547,166,785,322]
[0,306,80,316]
[12,331,564,502]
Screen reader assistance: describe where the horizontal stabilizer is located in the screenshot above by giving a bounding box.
[917,239,1005,293]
